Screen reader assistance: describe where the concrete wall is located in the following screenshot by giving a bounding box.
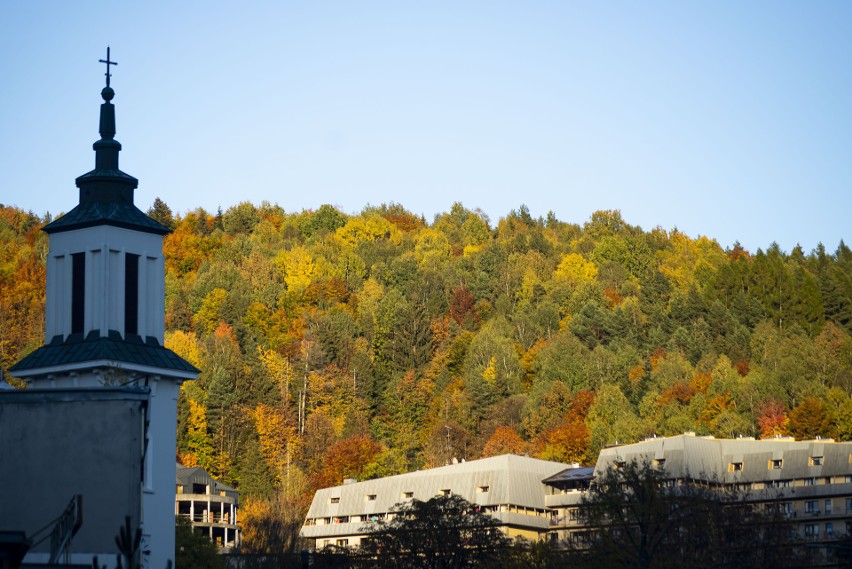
[0,388,146,565]
[142,377,181,569]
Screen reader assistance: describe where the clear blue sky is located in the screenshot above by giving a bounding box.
[2,2,850,253]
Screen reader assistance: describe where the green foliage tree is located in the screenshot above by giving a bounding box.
[147,197,176,230]
[175,516,225,569]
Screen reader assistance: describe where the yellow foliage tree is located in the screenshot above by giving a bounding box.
[554,253,598,285]
[258,347,295,404]
[193,288,228,336]
[334,214,401,247]
[165,330,202,369]
[274,246,317,293]
[482,357,497,384]
[182,398,214,472]
[414,227,451,268]
[657,231,726,292]
[251,402,301,492]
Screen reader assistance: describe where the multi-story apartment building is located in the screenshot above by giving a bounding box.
[175,464,241,551]
[301,434,851,564]
[301,454,567,549]
[545,434,852,565]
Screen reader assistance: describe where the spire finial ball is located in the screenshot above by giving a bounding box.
[101,86,115,102]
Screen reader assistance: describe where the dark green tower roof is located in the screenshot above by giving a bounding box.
[43,55,170,236]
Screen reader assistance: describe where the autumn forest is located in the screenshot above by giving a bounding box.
[1,201,850,550]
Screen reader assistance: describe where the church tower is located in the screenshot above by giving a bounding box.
[10,50,199,569]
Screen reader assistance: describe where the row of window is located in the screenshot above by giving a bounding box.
[728,454,846,472]
[804,522,835,539]
[553,498,852,528]
[753,475,852,490]
[306,503,551,527]
[328,486,491,505]
[804,499,840,515]
[555,523,841,545]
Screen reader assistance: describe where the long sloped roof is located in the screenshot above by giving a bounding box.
[596,434,852,482]
[305,454,568,521]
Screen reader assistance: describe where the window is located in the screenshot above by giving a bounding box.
[805,524,819,537]
[782,502,793,516]
[806,500,819,514]
[825,500,832,515]
[336,539,348,547]
[125,253,139,335]
[809,456,823,466]
[440,489,451,497]
[329,497,340,504]
[477,485,490,493]
[71,253,85,334]
[825,522,833,538]
[365,494,376,501]
[654,458,666,467]
[847,498,852,513]
[770,459,783,470]
[729,462,744,472]
[805,477,816,486]
[402,491,413,499]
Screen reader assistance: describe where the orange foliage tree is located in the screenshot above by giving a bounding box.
[533,390,595,464]
[481,426,527,457]
[310,434,382,490]
[787,396,832,440]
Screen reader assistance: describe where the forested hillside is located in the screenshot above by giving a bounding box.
[2,201,850,550]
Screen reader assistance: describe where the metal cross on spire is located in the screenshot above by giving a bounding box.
[99,47,117,87]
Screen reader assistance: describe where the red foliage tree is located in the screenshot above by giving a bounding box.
[755,400,788,439]
[449,286,478,327]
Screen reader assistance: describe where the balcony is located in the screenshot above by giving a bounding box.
[175,494,240,551]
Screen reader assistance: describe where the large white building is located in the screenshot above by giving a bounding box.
[545,434,852,566]
[301,454,568,549]
[301,435,852,566]
[8,53,198,569]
